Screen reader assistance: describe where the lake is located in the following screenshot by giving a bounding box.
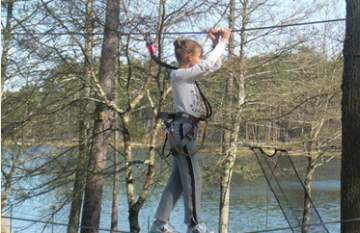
[3,151,340,233]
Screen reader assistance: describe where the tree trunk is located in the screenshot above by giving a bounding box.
[341,1,360,232]
[302,113,327,232]
[219,1,248,233]
[67,1,94,233]
[110,126,121,233]
[80,0,119,232]
[1,0,14,94]
[302,155,315,233]
[220,0,236,154]
[122,113,160,233]
[122,1,167,231]
[219,0,236,231]
[110,36,122,233]
[121,113,140,233]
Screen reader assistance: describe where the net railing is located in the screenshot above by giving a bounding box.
[251,147,329,233]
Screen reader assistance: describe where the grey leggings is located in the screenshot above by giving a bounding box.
[155,119,202,226]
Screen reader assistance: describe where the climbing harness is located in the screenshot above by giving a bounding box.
[157,112,199,157]
[145,33,212,157]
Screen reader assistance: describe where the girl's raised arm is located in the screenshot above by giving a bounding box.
[171,40,228,82]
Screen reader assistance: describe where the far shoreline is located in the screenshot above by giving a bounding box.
[2,139,341,159]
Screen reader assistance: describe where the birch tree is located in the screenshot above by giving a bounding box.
[219,1,249,232]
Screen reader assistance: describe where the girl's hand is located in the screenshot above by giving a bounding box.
[208,28,220,47]
[220,28,232,43]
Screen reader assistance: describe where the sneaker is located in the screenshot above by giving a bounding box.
[187,223,214,233]
[150,221,180,233]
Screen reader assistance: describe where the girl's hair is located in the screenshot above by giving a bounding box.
[173,38,202,64]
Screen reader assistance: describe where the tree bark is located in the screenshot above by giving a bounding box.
[1,0,14,94]
[80,0,119,232]
[220,0,236,154]
[110,34,122,233]
[302,154,314,233]
[341,1,360,232]
[121,113,140,233]
[110,127,121,233]
[219,1,236,232]
[219,1,248,233]
[67,1,94,233]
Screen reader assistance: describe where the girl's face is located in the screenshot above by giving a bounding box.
[187,47,202,66]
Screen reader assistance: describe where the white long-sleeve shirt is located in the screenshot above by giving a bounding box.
[170,40,227,118]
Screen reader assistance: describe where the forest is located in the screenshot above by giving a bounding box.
[1,0,359,233]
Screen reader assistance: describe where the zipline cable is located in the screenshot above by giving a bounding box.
[8,18,346,36]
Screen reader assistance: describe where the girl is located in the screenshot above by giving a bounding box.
[150,28,232,233]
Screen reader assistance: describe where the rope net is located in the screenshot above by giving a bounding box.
[251,147,329,233]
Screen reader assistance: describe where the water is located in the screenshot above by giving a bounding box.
[3,151,340,233]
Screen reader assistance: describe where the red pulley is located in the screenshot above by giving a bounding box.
[145,33,157,56]
[147,43,156,56]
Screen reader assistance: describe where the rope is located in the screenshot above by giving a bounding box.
[1,215,130,233]
[250,146,337,232]
[8,18,346,36]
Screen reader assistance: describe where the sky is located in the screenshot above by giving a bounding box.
[1,0,347,91]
